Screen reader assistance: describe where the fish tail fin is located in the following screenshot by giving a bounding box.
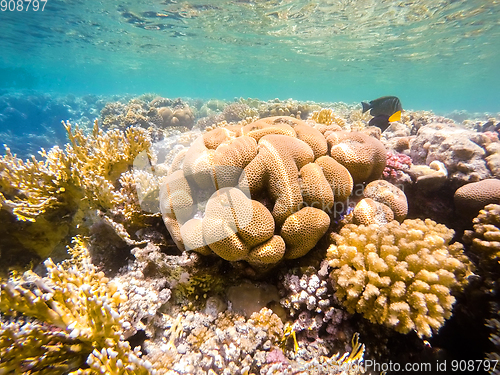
[361,101,371,113]
[388,110,401,122]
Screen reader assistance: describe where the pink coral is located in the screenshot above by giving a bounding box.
[383,151,412,181]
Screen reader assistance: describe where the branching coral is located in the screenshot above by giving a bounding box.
[0,237,154,374]
[280,264,350,341]
[64,120,151,211]
[327,219,471,337]
[0,120,152,264]
[0,145,72,222]
[310,108,347,128]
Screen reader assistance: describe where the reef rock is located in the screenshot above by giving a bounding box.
[410,122,493,187]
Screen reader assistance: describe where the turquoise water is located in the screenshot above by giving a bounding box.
[1,0,500,112]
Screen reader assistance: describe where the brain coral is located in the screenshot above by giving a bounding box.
[454,179,500,217]
[327,219,471,337]
[327,131,387,184]
[364,180,408,222]
[159,116,366,267]
[352,198,394,225]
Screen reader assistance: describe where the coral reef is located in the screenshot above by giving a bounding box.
[101,96,195,131]
[238,97,321,120]
[311,108,347,128]
[3,95,499,375]
[0,237,153,374]
[327,219,471,337]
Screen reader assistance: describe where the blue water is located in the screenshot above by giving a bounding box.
[1,0,500,113]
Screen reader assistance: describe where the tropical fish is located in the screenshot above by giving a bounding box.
[368,114,392,132]
[361,96,402,124]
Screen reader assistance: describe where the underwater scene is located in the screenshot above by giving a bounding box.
[1,1,500,374]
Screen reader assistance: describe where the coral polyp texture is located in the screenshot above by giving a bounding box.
[463,204,500,263]
[348,180,408,226]
[159,115,363,267]
[0,237,153,374]
[383,151,412,185]
[327,219,471,338]
[326,131,387,184]
[363,180,408,222]
[454,179,500,217]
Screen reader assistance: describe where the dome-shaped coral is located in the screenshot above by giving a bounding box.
[352,198,394,225]
[158,106,195,128]
[327,219,471,337]
[327,131,387,184]
[454,179,500,217]
[364,180,408,222]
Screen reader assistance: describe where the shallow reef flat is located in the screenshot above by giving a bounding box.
[1,95,500,375]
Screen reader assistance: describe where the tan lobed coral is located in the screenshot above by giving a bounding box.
[326,131,387,184]
[160,116,364,267]
[463,204,500,263]
[327,219,471,338]
[454,179,500,217]
[348,180,407,226]
[352,198,394,226]
[0,237,153,374]
[363,180,408,222]
[158,106,195,128]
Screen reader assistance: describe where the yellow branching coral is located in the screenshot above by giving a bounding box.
[64,120,152,212]
[0,237,154,374]
[327,219,471,338]
[0,145,72,222]
[310,108,347,128]
[0,120,152,264]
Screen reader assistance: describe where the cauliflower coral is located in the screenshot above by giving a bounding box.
[327,219,471,338]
